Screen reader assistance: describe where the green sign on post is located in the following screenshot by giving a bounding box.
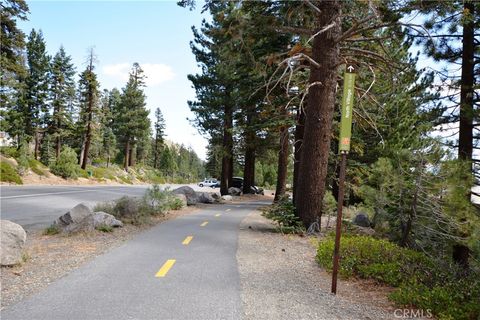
[339,66,356,153]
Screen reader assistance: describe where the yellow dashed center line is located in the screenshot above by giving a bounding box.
[200,221,208,227]
[182,236,193,245]
[155,259,176,277]
[215,213,221,217]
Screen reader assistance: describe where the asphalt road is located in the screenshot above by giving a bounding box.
[0,184,211,230]
[1,201,267,320]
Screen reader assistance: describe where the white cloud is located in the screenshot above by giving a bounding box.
[102,63,175,87]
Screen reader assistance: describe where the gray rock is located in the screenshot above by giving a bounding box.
[221,195,233,201]
[61,212,123,233]
[173,194,187,207]
[54,203,92,228]
[172,186,198,205]
[228,187,242,196]
[92,212,123,228]
[0,220,27,266]
[353,213,371,227]
[197,192,214,204]
[211,192,221,200]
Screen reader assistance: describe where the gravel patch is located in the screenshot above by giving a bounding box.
[0,206,198,310]
[237,210,399,320]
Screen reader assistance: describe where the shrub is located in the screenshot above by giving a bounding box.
[50,147,80,179]
[316,235,480,319]
[43,225,59,235]
[28,158,48,176]
[262,196,304,234]
[93,186,183,226]
[168,197,184,210]
[0,146,18,158]
[93,201,116,214]
[96,225,113,233]
[15,142,30,175]
[0,161,22,184]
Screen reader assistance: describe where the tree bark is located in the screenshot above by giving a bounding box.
[220,98,234,196]
[293,105,305,207]
[81,87,94,170]
[274,125,289,202]
[55,135,61,159]
[295,1,341,228]
[243,109,256,194]
[128,145,136,167]
[453,0,475,269]
[124,139,130,171]
[34,130,40,160]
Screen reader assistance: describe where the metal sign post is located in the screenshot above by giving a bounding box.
[331,65,356,295]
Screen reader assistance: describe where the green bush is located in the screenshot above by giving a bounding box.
[42,225,59,235]
[316,235,480,319]
[93,201,116,214]
[96,225,113,233]
[16,143,29,171]
[262,196,304,234]
[93,185,183,226]
[28,158,48,176]
[0,146,18,158]
[50,147,80,179]
[0,161,22,184]
[168,197,184,210]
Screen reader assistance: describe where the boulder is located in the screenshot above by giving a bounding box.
[0,220,27,266]
[92,212,123,228]
[221,195,233,201]
[59,212,123,233]
[197,192,214,204]
[228,187,242,196]
[353,213,371,228]
[211,192,221,200]
[172,186,198,205]
[173,194,188,207]
[54,203,92,228]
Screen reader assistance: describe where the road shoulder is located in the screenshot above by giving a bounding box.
[237,210,397,320]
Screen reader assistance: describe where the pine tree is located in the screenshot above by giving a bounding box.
[77,48,100,169]
[50,46,76,159]
[113,63,150,171]
[188,2,237,195]
[25,29,50,158]
[403,0,479,269]
[159,145,177,177]
[1,0,29,140]
[102,127,116,168]
[153,107,166,169]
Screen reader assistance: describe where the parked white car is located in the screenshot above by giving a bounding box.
[198,179,218,188]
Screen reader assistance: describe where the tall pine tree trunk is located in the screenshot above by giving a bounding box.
[296,2,341,229]
[293,105,305,207]
[55,136,61,159]
[128,145,136,167]
[34,130,40,160]
[154,139,159,169]
[274,124,289,202]
[124,139,130,171]
[243,110,256,194]
[453,0,475,269]
[220,100,233,196]
[81,88,94,170]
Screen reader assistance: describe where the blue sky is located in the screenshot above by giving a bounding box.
[19,1,209,159]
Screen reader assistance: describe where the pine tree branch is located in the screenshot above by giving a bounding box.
[276,26,311,36]
[303,0,321,14]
